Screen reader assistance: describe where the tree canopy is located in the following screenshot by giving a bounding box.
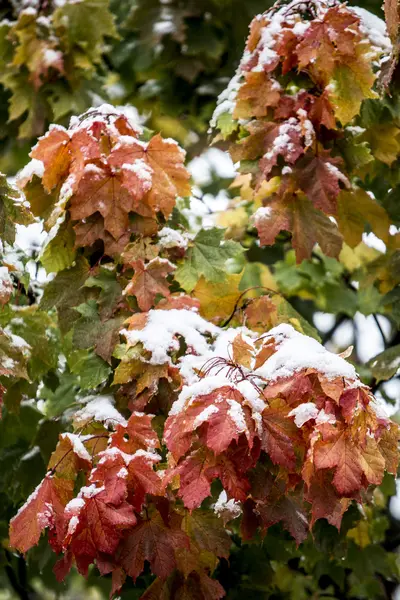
[1,1,400,599]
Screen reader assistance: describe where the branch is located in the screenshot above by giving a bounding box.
[321,314,347,345]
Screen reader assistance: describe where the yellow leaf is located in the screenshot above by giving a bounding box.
[347,520,371,548]
[194,273,242,321]
[363,124,400,165]
[337,188,390,248]
[217,206,248,237]
[328,53,377,125]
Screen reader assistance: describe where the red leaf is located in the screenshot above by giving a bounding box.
[261,399,300,469]
[69,160,152,240]
[108,134,191,218]
[175,449,216,510]
[295,151,347,214]
[124,258,175,311]
[9,475,73,554]
[118,511,189,581]
[110,411,160,454]
[31,126,99,192]
[64,486,136,576]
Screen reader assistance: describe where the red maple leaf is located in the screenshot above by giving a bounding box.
[69,159,153,240]
[9,475,73,554]
[261,399,301,470]
[64,486,137,576]
[110,411,160,454]
[108,134,191,218]
[118,511,189,581]
[31,126,99,192]
[124,258,176,311]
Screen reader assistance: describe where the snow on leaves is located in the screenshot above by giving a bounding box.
[8,298,400,595]
[212,0,391,261]
[19,105,190,252]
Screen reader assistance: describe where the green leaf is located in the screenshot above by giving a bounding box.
[84,267,122,319]
[68,349,112,389]
[0,173,33,245]
[175,228,243,292]
[53,0,118,67]
[41,256,90,333]
[40,220,76,274]
[368,345,400,382]
[6,308,60,380]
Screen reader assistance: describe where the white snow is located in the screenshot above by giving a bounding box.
[193,405,219,428]
[158,227,192,250]
[73,395,127,427]
[0,266,13,297]
[122,308,219,365]
[16,159,44,188]
[214,490,242,520]
[350,7,391,53]
[362,232,386,253]
[254,324,357,382]
[289,402,319,427]
[61,433,92,462]
[122,160,153,186]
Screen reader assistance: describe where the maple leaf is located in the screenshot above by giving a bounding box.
[110,412,160,454]
[295,150,347,214]
[232,334,254,369]
[254,193,343,262]
[194,274,242,321]
[125,451,164,511]
[68,160,153,240]
[73,214,132,256]
[175,228,243,292]
[107,134,191,218]
[141,571,225,600]
[30,126,99,193]
[256,493,309,545]
[174,449,217,510]
[181,510,231,559]
[64,486,136,576]
[337,188,390,248]
[9,475,74,554]
[164,386,254,459]
[261,399,301,470]
[124,258,176,311]
[233,71,281,119]
[47,433,92,481]
[327,55,377,125]
[314,428,386,496]
[295,6,360,83]
[118,511,190,581]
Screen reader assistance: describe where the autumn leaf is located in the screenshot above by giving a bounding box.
[233,71,281,119]
[111,412,160,454]
[254,194,343,262]
[194,274,242,321]
[261,399,300,470]
[9,475,73,554]
[124,258,176,311]
[295,150,347,214]
[107,134,191,218]
[118,511,189,581]
[69,160,152,240]
[31,126,99,192]
[64,487,136,576]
